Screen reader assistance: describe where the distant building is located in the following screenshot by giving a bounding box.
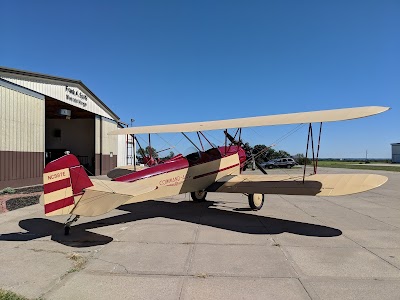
[392,143,400,163]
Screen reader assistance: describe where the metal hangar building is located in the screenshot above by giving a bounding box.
[392,143,400,163]
[0,66,128,189]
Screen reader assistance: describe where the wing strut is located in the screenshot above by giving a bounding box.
[148,134,152,160]
[303,122,323,183]
[134,136,151,167]
[198,131,215,149]
[224,128,241,156]
[197,132,205,151]
[181,132,202,152]
[315,123,323,171]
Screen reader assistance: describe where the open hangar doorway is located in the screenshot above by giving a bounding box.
[45,96,95,175]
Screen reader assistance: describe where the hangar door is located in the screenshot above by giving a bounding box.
[45,97,95,175]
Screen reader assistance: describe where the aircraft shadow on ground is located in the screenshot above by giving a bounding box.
[0,200,342,247]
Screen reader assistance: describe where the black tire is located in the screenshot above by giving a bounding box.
[286,164,292,169]
[191,190,207,202]
[64,226,70,236]
[268,165,273,169]
[248,194,265,210]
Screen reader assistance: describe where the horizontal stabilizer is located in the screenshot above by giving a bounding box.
[206,174,387,196]
[71,179,157,217]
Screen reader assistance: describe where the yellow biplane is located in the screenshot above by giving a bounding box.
[41,106,389,235]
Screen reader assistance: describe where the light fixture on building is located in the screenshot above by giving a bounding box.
[58,109,71,119]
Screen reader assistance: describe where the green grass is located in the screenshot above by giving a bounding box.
[316,161,400,172]
[0,289,30,300]
[0,187,16,195]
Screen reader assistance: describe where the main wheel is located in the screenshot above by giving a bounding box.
[286,164,292,168]
[248,193,265,210]
[191,190,207,202]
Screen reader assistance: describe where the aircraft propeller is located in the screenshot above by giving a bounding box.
[223,130,268,174]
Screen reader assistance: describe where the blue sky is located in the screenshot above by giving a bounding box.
[1,1,399,158]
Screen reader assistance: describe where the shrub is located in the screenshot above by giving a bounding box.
[0,187,16,195]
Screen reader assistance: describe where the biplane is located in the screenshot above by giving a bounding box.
[41,106,389,235]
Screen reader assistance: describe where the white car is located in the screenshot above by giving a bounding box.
[261,158,297,169]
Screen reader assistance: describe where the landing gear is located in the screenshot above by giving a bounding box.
[64,215,80,236]
[248,193,265,210]
[191,190,207,202]
[64,226,70,236]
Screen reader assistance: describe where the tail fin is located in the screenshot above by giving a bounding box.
[43,154,93,216]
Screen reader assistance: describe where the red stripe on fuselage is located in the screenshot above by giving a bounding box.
[44,178,71,194]
[114,158,189,183]
[44,196,74,214]
[193,163,240,179]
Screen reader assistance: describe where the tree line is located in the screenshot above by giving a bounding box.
[136,144,311,165]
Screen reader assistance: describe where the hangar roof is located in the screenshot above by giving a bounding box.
[0,66,119,121]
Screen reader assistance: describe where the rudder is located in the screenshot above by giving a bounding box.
[43,154,93,216]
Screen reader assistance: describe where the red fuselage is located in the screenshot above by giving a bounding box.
[114,146,247,183]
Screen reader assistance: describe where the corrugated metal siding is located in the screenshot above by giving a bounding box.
[0,85,44,152]
[392,144,400,155]
[95,116,101,154]
[1,77,114,119]
[0,152,43,183]
[101,118,118,155]
[94,117,118,174]
[117,134,127,166]
[101,118,118,174]
[392,144,400,163]
[0,85,44,186]
[95,116,101,175]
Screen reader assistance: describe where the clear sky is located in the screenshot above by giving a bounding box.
[1,0,399,158]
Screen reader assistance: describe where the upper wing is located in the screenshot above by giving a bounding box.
[109,106,389,135]
[71,179,157,217]
[206,173,388,196]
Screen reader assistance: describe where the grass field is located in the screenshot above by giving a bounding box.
[316,161,400,172]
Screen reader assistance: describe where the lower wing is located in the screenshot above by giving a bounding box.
[206,173,387,196]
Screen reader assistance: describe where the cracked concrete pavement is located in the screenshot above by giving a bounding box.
[1,167,400,299]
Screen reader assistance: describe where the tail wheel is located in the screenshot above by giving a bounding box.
[191,190,207,202]
[248,193,265,210]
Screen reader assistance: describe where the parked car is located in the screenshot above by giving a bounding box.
[260,159,278,169]
[260,158,297,169]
